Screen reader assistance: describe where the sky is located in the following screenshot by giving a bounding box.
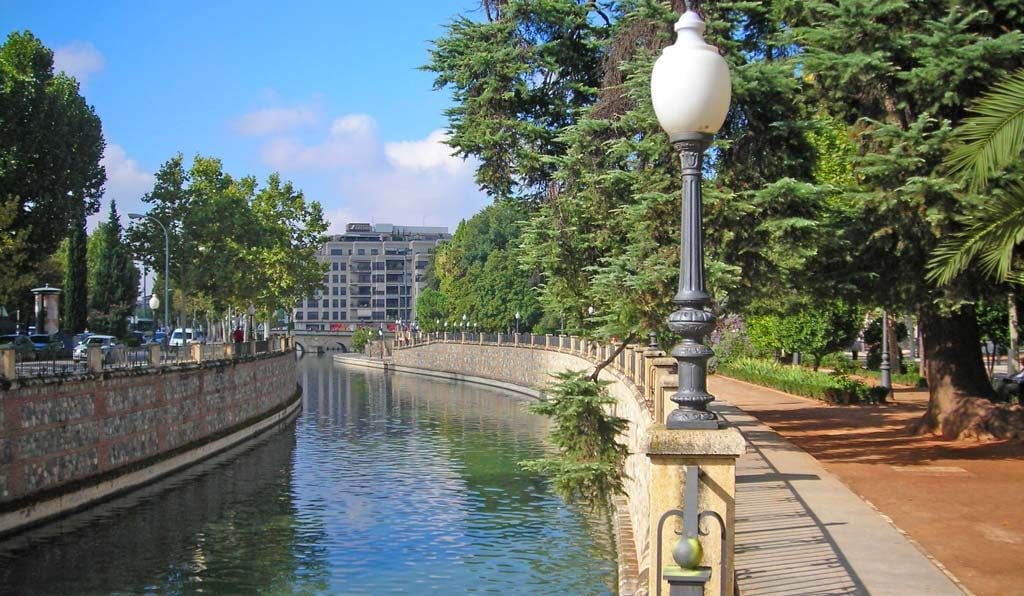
[1,0,491,234]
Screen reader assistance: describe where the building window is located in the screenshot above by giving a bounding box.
[330,248,344,255]
[306,299,318,308]
[371,248,379,255]
[308,312,319,320]
[295,311,304,320]
[357,248,365,255]
[339,274,347,283]
[339,299,346,308]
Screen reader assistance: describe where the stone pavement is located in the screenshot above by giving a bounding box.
[709,377,967,596]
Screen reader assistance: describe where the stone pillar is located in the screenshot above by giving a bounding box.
[87,345,103,373]
[224,344,234,360]
[646,426,745,596]
[0,348,15,380]
[545,334,552,349]
[191,343,203,363]
[149,344,162,367]
[650,358,678,421]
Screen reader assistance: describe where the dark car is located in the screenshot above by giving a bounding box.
[995,369,1024,404]
[30,334,66,358]
[0,334,36,360]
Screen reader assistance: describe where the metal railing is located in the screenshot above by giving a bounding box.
[392,332,654,402]
[2,337,293,382]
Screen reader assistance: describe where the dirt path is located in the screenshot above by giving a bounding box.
[709,375,1024,596]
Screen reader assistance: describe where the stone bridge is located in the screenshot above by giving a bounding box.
[290,330,354,354]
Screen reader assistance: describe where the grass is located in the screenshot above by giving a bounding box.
[716,357,869,404]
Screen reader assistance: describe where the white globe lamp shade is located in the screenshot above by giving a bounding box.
[650,10,731,138]
[149,294,160,310]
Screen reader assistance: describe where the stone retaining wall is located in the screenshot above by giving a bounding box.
[0,351,299,535]
[387,342,657,592]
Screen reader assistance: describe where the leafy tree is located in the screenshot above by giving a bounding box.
[62,206,88,332]
[520,369,628,505]
[435,200,541,331]
[245,173,328,335]
[425,0,610,201]
[780,0,1024,438]
[928,70,1024,287]
[90,200,138,336]
[350,327,375,353]
[0,31,105,307]
[415,289,449,331]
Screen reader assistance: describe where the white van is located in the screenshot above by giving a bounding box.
[168,328,204,347]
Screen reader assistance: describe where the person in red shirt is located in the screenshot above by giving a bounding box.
[232,327,244,343]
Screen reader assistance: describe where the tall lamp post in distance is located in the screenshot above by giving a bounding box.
[128,213,169,334]
[515,310,520,335]
[650,5,732,429]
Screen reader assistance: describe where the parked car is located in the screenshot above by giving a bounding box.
[0,334,36,360]
[168,328,204,347]
[30,333,66,358]
[995,369,1024,403]
[72,335,118,362]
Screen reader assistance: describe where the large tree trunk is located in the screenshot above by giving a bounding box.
[914,302,1023,440]
[1009,293,1020,375]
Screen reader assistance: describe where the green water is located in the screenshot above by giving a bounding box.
[0,355,617,594]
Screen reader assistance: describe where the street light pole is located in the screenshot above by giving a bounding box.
[651,7,731,429]
[129,213,169,334]
[515,310,520,335]
[880,309,892,396]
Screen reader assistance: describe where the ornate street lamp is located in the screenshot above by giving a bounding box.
[651,5,731,429]
[515,310,520,335]
[129,213,170,332]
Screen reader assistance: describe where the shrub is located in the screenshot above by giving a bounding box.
[520,369,629,505]
[820,352,857,374]
[351,328,375,353]
[717,357,868,404]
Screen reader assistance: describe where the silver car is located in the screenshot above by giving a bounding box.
[73,335,118,362]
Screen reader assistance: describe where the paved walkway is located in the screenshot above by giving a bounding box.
[709,377,967,595]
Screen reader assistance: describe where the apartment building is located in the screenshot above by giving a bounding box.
[293,223,449,331]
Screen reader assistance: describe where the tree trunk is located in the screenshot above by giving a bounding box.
[590,335,634,382]
[1009,293,1019,375]
[913,302,1023,440]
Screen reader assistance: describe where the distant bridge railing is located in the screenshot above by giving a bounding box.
[390,331,682,422]
[1,337,295,383]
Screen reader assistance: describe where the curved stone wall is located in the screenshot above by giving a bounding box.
[378,342,656,590]
[0,350,300,536]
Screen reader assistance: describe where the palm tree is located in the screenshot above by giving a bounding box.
[927,69,1024,286]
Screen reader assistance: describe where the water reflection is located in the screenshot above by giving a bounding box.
[0,355,615,594]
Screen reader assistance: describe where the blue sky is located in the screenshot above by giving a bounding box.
[2,1,491,233]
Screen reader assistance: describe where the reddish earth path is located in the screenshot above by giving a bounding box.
[710,375,1024,596]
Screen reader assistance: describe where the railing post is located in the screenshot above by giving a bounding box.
[191,343,203,363]
[545,334,552,349]
[0,348,15,380]
[646,426,745,596]
[224,343,234,360]
[149,344,162,367]
[87,345,103,373]
[651,358,678,423]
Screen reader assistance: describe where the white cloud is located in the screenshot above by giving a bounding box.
[231,96,323,136]
[260,113,379,170]
[87,143,154,230]
[245,107,488,233]
[53,41,105,84]
[385,130,468,175]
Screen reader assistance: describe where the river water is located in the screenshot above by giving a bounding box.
[0,355,616,594]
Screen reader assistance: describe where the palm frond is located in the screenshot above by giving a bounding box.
[944,69,1024,190]
[926,184,1024,286]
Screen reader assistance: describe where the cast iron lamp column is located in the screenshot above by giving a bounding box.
[651,6,731,430]
[129,213,170,334]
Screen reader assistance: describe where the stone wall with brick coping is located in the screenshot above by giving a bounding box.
[0,350,299,535]
[384,341,659,593]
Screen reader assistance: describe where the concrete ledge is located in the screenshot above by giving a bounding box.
[644,424,746,457]
[333,354,546,400]
[0,390,302,537]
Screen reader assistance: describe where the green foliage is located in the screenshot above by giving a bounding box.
[127,156,326,328]
[0,31,105,307]
[90,199,138,321]
[520,369,628,505]
[350,328,375,353]
[434,201,541,332]
[415,289,448,331]
[717,357,868,405]
[62,208,88,332]
[425,0,607,201]
[745,300,862,370]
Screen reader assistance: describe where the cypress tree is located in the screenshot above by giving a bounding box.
[90,200,137,336]
[62,203,89,332]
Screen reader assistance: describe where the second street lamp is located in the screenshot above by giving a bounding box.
[651,6,732,429]
[129,212,170,334]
